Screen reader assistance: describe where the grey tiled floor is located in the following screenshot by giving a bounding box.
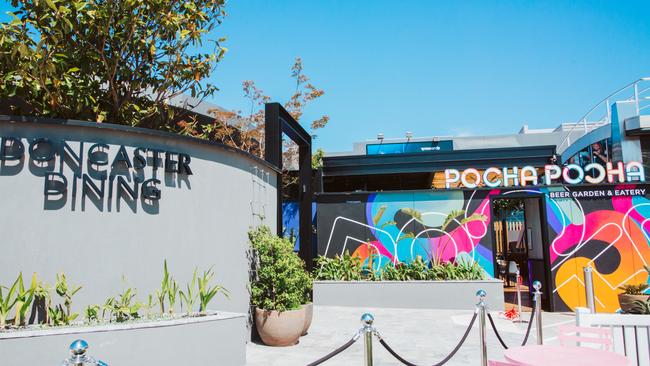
[246,306,574,366]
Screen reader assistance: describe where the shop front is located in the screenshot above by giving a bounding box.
[315,162,650,312]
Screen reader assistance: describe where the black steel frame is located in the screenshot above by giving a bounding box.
[264,103,313,268]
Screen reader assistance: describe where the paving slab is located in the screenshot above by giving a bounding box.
[246,306,574,366]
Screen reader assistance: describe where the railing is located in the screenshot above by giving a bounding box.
[59,283,549,366]
[575,307,650,366]
[556,77,650,156]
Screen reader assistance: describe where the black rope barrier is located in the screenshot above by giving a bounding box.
[486,308,536,349]
[305,332,360,366]
[376,312,478,366]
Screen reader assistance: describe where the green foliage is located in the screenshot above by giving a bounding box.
[47,305,72,326]
[145,294,156,317]
[156,260,170,314]
[0,275,20,328]
[311,148,325,169]
[0,262,229,328]
[30,274,51,325]
[197,267,229,314]
[315,251,364,281]
[167,278,179,314]
[180,269,198,315]
[0,0,226,127]
[103,288,141,323]
[492,199,525,218]
[54,272,81,320]
[630,299,650,315]
[249,225,312,312]
[85,304,100,322]
[619,283,649,295]
[314,255,486,281]
[49,272,81,326]
[13,273,36,326]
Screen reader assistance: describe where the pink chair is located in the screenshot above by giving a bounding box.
[488,360,518,366]
[558,325,613,351]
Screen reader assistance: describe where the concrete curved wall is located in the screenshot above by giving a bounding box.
[0,117,278,314]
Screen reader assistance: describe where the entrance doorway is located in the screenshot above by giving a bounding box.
[491,195,550,311]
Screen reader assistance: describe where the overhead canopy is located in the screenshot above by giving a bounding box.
[322,145,557,177]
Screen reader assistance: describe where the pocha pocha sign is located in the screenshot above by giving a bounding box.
[444,162,645,189]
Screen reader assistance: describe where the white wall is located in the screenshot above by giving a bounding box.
[0,119,278,315]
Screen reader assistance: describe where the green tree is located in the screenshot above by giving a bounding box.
[0,0,226,127]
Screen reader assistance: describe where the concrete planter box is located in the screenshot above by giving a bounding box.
[0,312,247,365]
[314,280,504,310]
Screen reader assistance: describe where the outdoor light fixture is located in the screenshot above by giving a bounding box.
[377,133,384,141]
[405,131,413,140]
[432,136,440,143]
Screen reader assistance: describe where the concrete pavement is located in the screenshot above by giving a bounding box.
[246,305,575,366]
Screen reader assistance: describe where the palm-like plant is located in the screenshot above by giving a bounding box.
[198,268,229,314]
[13,273,36,326]
[0,276,20,328]
[180,269,198,315]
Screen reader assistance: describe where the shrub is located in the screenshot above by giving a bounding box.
[313,254,486,281]
[249,225,311,312]
[315,251,364,281]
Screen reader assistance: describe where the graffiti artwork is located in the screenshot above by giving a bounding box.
[316,184,650,312]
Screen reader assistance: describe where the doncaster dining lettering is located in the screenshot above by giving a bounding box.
[0,136,193,205]
[444,162,645,189]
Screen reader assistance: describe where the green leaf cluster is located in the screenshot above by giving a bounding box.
[103,287,142,323]
[0,262,229,330]
[315,254,486,281]
[0,0,226,127]
[249,225,312,312]
[314,251,364,281]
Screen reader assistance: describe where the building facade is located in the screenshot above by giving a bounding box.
[311,78,650,312]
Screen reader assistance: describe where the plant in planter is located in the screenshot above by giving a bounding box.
[315,251,364,281]
[618,283,650,313]
[13,273,36,327]
[104,287,142,323]
[618,265,650,313]
[48,272,81,326]
[198,267,230,315]
[249,225,312,346]
[0,275,20,328]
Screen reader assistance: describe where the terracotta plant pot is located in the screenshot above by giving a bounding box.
[301,303,313,336]
[255,307,305,346]
[618,293,650,313]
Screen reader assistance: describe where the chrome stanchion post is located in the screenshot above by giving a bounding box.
[61,339,108,366]
[514,269,525,323]
[532,280,543,345]
[361,313,374,366]
[476,289,488,366]
[583,265,596,313]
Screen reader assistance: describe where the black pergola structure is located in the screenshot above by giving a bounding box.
[264,103,313,269]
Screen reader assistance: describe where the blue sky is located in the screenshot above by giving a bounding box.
[3,1,650,152]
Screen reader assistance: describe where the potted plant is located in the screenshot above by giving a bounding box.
[618,265,650,313]
[618,283,650,313]
[249,225,312,346]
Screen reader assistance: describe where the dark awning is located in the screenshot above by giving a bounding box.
[322,145,556,176]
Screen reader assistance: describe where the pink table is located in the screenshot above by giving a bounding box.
[504,345,629,366]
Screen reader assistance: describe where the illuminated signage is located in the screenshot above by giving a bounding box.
[444,162,645,189]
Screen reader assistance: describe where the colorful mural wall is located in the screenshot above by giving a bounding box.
[316,184,650,312]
